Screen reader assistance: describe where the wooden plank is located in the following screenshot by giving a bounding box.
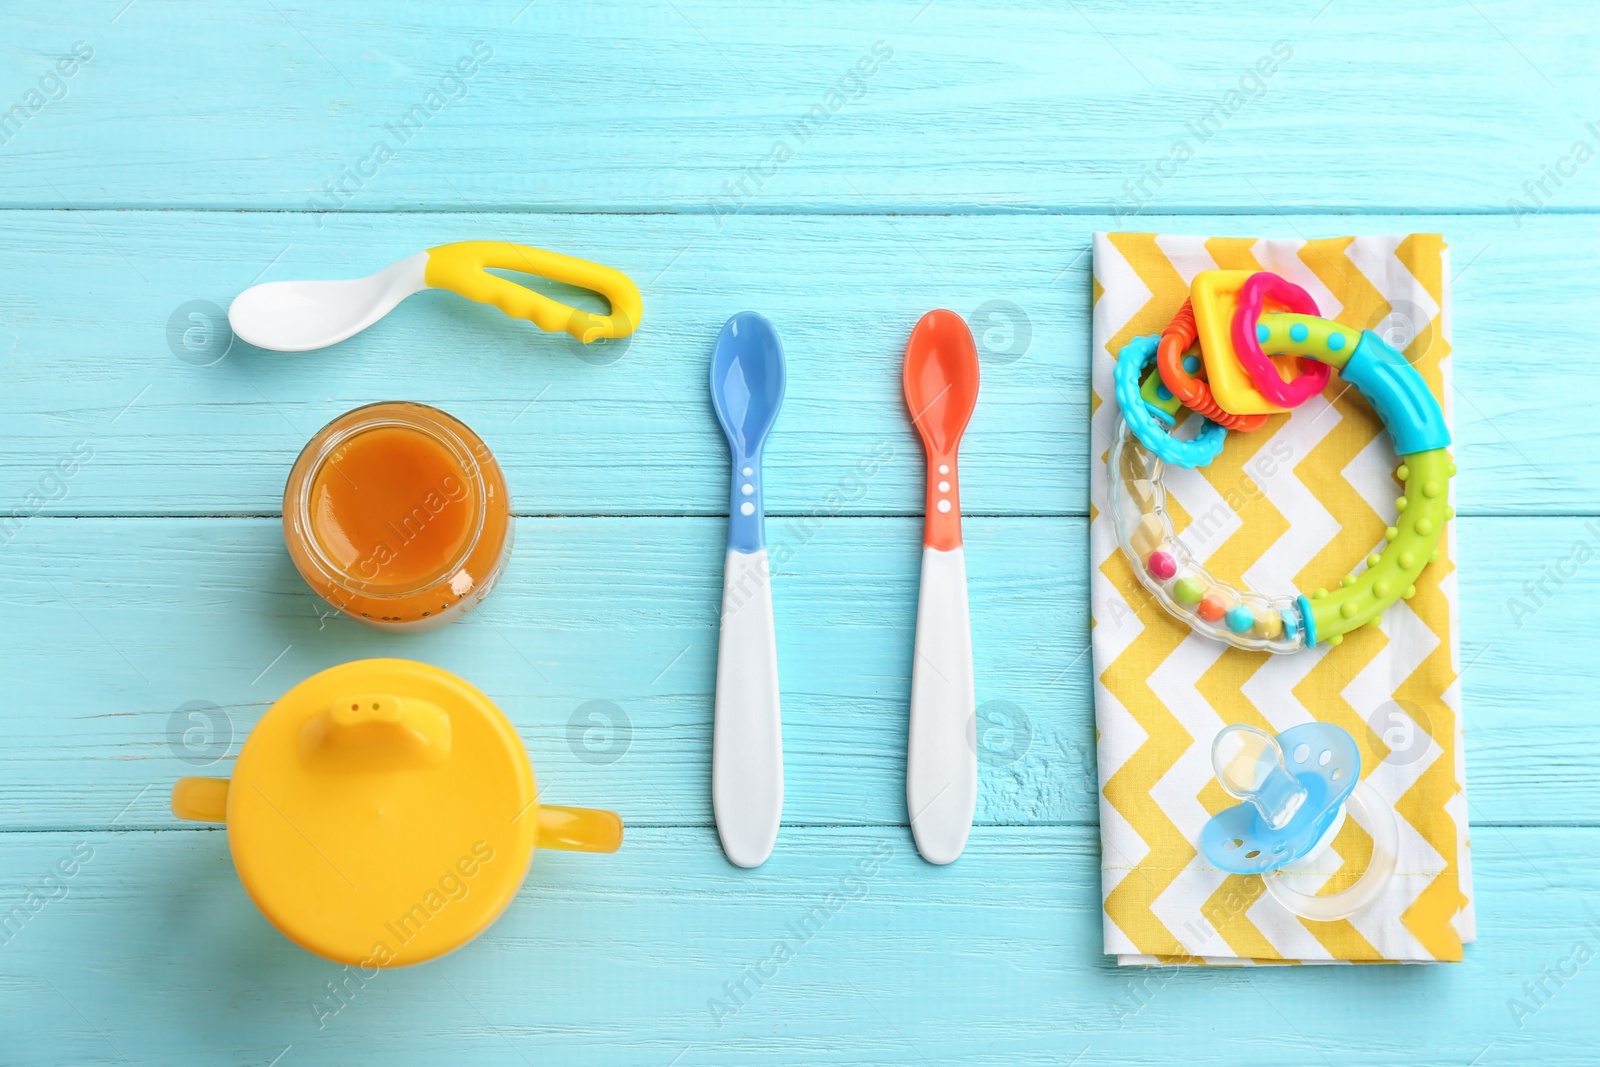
[0,514,1586,830]
[0,825,1589,1065]
[0,1,1585,1055]
[0,211,1585,518]
[4,1,1595,214]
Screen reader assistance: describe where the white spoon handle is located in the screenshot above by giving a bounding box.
[713,548,783,867]
[907,545,977,865]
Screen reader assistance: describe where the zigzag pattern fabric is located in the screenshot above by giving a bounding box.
[1089,233,1473,964]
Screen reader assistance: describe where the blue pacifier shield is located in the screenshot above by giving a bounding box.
[1200,722,1360,876]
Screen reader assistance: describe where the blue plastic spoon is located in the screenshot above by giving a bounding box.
[708,312,786,867]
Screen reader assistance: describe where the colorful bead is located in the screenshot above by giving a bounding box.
[1253,612,1284,639]
[1147,550,1178,581]
[1225,605,1254,633]
[1173,576,1206,606]
[1197,592,1230,622]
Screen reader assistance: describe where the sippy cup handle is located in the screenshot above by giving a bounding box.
[172,777,229,823]
[535,806,624,853]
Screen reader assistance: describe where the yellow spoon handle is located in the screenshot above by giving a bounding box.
[423,241,642,344]
[536,805,624,853]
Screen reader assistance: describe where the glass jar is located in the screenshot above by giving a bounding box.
[283,402,512,630]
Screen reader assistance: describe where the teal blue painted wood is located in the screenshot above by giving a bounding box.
[0,515,1590,834]
[4,1,1599,214]
[1,828,1597,1066]
[0,0,1593,1062]
[0,210,1589,518]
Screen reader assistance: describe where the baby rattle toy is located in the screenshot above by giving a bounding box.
[1109,269,1454,652]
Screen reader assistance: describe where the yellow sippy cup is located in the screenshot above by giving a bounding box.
[171,659,622,967]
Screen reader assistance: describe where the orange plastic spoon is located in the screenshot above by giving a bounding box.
[902,310,980,864]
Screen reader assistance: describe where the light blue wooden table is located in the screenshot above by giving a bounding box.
[2,2,1595,1063]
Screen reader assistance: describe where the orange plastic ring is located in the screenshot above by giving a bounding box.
[1157,300,1269,432]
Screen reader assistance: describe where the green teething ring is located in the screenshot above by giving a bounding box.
[1254,313,1454,646]
[1110,310,1453,651]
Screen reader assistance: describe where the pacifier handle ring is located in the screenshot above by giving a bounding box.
[1261,780,1398,922]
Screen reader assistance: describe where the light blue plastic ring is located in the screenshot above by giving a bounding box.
[1296,594,1317,648]
[1115,336,1227,469]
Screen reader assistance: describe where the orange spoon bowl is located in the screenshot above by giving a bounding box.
[903,309,980,550]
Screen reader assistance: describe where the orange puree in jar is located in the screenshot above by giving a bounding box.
[309,426,478,590]
[283,403,512,630]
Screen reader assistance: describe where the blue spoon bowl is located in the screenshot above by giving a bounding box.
[710,312,786,551]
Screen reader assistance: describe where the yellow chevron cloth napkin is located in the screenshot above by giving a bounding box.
[1089,233,1472,964]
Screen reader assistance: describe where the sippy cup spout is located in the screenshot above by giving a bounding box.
[297,694,453,767]
[1211,724,1306,830]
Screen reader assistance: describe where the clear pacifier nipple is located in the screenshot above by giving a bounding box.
[1211,724,1306,830]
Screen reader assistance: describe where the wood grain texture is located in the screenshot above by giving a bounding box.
[0,0,1591,1060]
[0,827,1593,1066]
[4,1,1597,213]
[0,514,1587,830]
[0,210,1591,517]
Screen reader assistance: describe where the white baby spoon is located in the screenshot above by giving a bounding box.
[228,241,642,352]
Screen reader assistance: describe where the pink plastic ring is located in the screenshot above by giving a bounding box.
[1231,272,1331,408]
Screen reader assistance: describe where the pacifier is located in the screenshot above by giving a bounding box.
[1200,722,1397,921]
